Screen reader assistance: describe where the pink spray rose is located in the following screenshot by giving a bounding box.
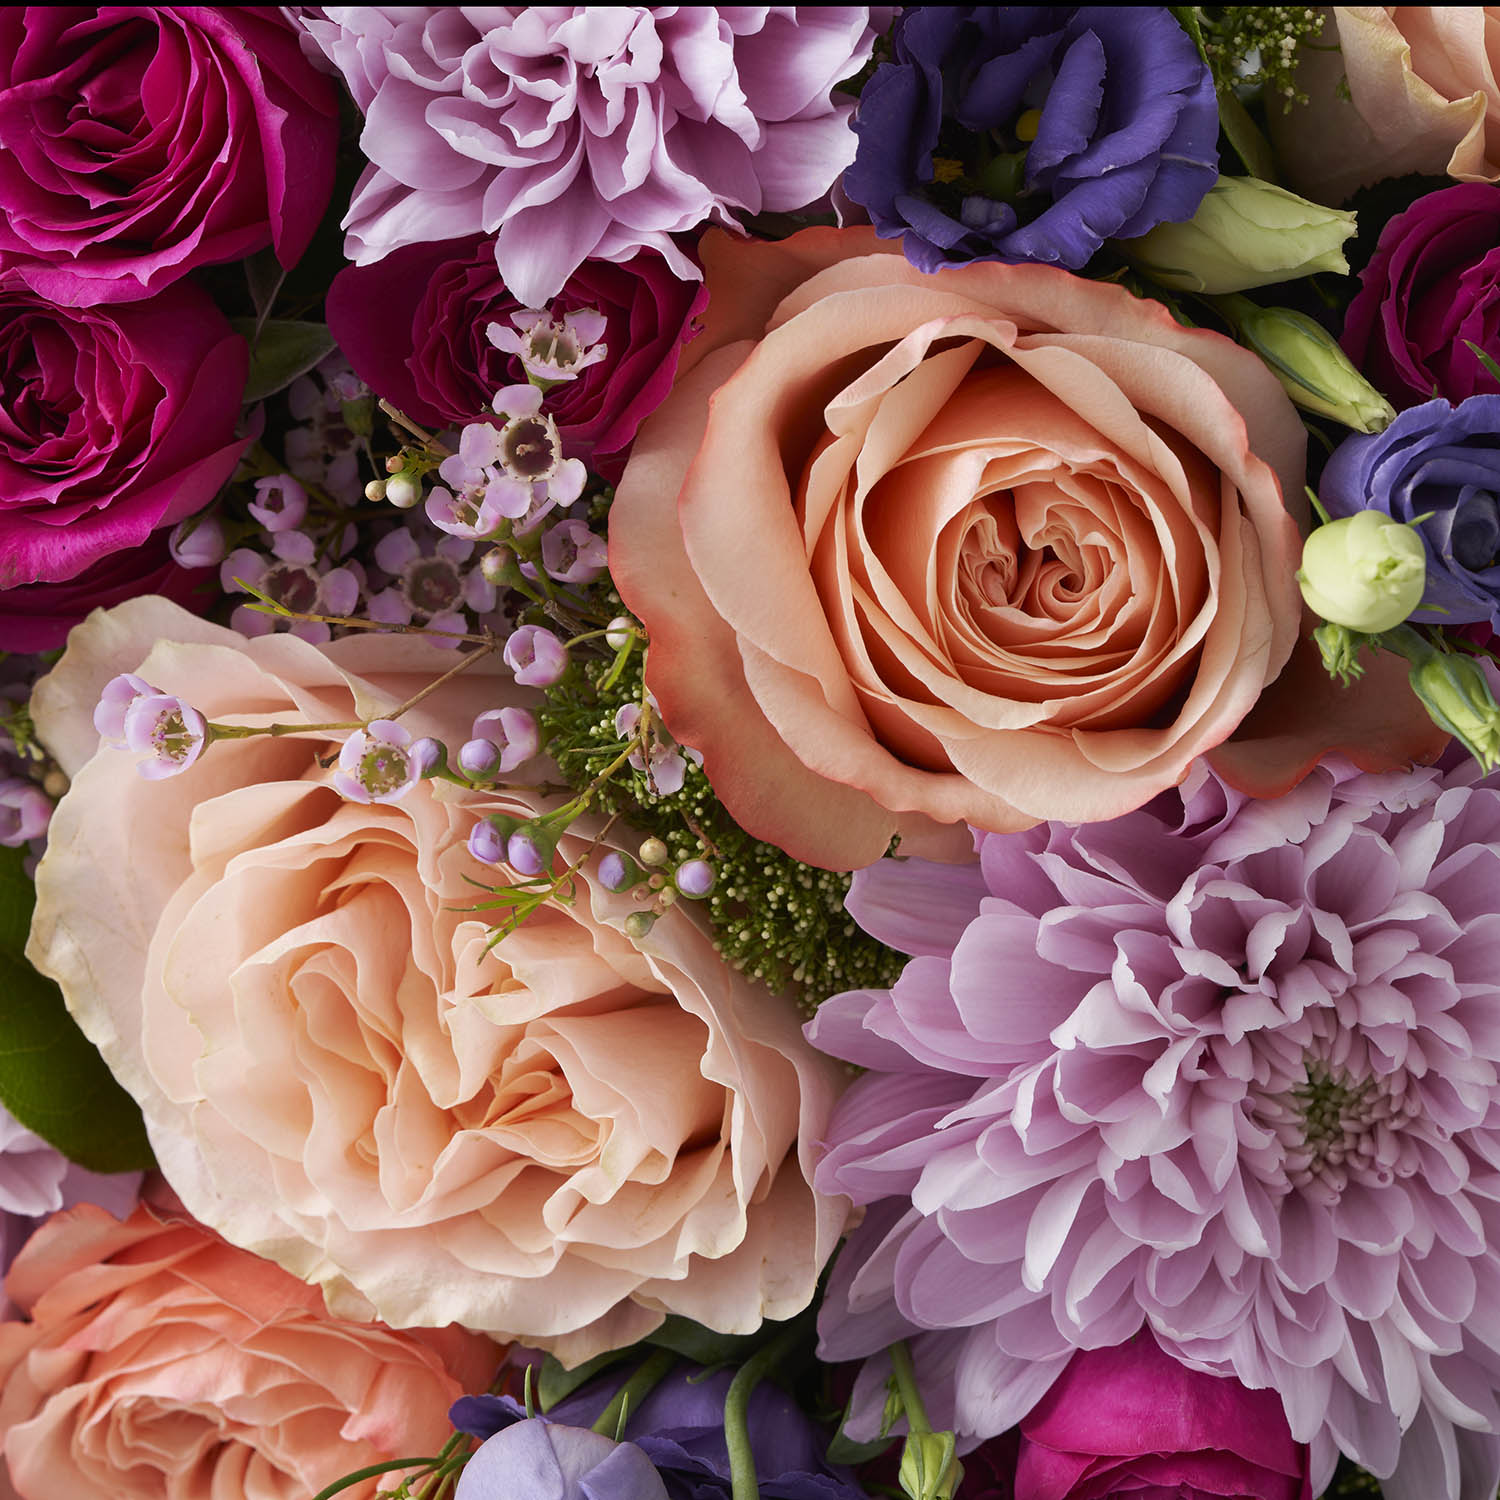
[0,279,248,648]
[1342,182,1500,409]
[0,6,339,305]
[327,240,707,480]
[1015,1336,1312,1500]
[0,1200,498,1500]
[25,598,848,1362]
[1272,7,1500,204]
[610,227,1308,870]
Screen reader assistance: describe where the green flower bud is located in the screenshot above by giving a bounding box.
[898,1430,962,1500]
[1408,651,1500,773]
[1312,621,1371,686]
[1120,176,1355,294]
[1297,511,1427,633]
[1218,297,1396,433]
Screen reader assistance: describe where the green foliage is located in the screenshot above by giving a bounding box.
[1192,7,1327,108]
[536,624,907,1008]
[0,847,154,1172]
[232,318,339,404]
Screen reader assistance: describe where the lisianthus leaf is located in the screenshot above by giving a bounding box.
[0,848,154,1172]
[243,247,287,337]
[233,318,338,403]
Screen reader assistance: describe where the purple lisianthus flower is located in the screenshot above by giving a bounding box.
[1321,394,1500,632]
[807,753,1500,1498]
[457,1419,668,1500]
[845,7,1218,271]
[292,6,888,307]
[452,1363,867,1500]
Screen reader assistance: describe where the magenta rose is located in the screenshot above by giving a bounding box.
[1343,182,1500,408]
[327,239,706,479]
[0,531,214,652]
[0,6,338,306]
[0,277,248,646]
[1015,1336,1312,1500]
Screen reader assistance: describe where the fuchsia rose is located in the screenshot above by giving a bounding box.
[1015,1336,1312,1500]
[1342,183,1500,409]
[24,598,847,1363]
[327,240,706,479]
[0,279,248,648]
[0,1201,498,1500]
[0,7,339,306]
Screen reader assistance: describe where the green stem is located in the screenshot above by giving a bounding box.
[309,1458,439,1500]
[591,1348,677,1437]
[888,1343,932,1435]
[725,1320,810,1500]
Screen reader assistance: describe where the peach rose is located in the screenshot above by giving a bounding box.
[1272,7,1500,204]
[25,597,847,1361]
[0,1200,496,1500]
[609,229,1305,870]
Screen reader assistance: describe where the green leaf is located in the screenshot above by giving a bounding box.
[0,847,154,1172]
[1218,90,1279,184]
[232,318,338,404]
[535,1349,629,1413]
[1466,340,1500,385]
[1168,5,1209,64]
[644,1313,775,1367]
[827,1427,897,1466]
[243,246,287,338]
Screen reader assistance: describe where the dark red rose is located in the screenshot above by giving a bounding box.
[327,238,706,480]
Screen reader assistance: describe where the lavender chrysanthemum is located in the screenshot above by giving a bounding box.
[807,757,1500,1500]
[293,6,888,306]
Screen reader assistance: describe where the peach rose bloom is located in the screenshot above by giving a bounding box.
[25,597,847,1362]
[0,1201,496,1500]
[610,229,1305,870]
[1272,7,1500,204]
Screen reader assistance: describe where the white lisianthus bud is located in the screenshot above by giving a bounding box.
[1121,177,1356,294]
[1297,511,1427,632]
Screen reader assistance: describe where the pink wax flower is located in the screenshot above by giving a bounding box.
[295,7,887,306]
[0,8,339,305]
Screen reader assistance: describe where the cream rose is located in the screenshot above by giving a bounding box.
[25,598,847,1360]
[0,1200,496,1500]
[609,229,1306,870]
[1272,7,1500,204]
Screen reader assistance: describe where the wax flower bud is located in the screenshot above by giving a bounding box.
[1121,176,1355,294]
[1218,296,1396,433]
[1409,651,1500,773]
[385,473,422,510]
[1297,511,1427,633]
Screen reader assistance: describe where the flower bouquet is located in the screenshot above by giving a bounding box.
[3,7,1500,1500]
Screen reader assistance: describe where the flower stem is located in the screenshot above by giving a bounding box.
[590,1348,677,1438]
[310,1458,440,1500]
[888,1342,931,1434]
[725,1320,810,1500]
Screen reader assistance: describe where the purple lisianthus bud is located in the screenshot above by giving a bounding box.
[332,720,425,804]
[467,819,506,865]
[506,832,546,877]
[0,779,49,846]
[168,515,226,569]
[455,1419,668,1500]
[121,693,208,781]
[248,474,309,533]
[504,626,568,687]
[845,7,1219,273]
[470,707,540,774]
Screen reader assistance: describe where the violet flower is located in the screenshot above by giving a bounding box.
[845,7,1218,271]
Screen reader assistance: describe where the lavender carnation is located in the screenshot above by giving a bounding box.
[294,6,887,307]
[808,757,1500,1499]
